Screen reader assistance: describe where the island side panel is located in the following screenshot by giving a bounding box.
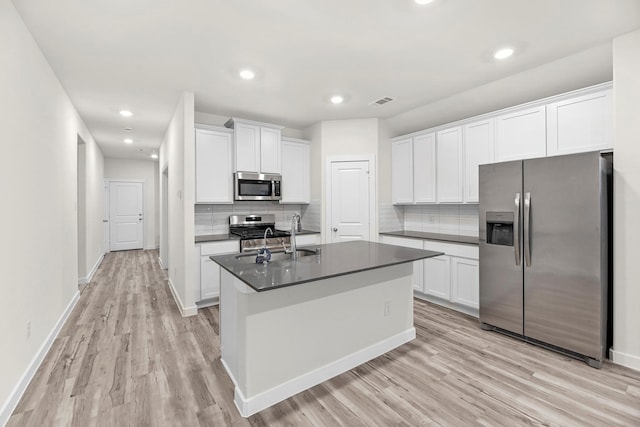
[220,268,240,387]
[232,263,414,413]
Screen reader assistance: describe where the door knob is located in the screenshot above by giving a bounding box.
[333,227,338,232]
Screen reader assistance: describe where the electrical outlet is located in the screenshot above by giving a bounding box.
[384,301,390,317]
[26,320,31,339]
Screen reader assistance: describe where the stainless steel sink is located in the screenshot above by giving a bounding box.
[234,248,318,264]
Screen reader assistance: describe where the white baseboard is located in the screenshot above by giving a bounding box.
[144,244,159,250]
[166,278,197,317]
[610,349,640,371]
[78,253,104,285]
[0,291,80,426]
[158,256,165,269]
[232,327,416,418]
[414,292,479,318]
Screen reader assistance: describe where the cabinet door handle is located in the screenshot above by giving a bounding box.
[332,227,338,232]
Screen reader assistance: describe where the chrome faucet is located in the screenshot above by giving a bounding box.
[290,212,301,260]
[263,227,273,250]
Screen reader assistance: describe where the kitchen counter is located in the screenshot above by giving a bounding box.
[195,234,239,243]
[211,240,442,292]
[194,229,319,243]
[380,230,479,246]
[216,240,440,417]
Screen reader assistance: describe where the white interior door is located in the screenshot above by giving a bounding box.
[330,161,370,243]
[109,181,144,251]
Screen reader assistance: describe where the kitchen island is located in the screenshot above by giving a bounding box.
[211,240,442,417]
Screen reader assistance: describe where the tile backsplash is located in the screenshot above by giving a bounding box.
[379,203,404,232]
[402,204,479,237]
[195,201,320,235]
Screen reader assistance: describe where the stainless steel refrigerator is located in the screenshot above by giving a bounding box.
[479,151,611,368]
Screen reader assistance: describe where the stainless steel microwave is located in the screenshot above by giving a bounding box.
[234,172,281,201]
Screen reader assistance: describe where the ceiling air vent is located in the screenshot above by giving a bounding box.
[369,96,395,106]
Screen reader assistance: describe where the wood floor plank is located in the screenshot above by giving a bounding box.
[8,249,640,426]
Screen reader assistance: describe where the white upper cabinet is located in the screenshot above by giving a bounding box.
[546,88,613,156]
[195,126,233,204]
[436,127,463,203]
[235,122,261,172]
[260,127,282,173]
[280,138,310,204]
[463,119,494,203]
[413,133,437,203]
[392,138,414,204]
[226,118,283,173]
[495,106,547,162]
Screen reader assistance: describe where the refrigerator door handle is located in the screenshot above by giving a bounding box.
[524,192,531,267]
[514,192,521,266]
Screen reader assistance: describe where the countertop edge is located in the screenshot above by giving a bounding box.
[217,254,442,292]
[195,229,320,243]
[379,231,479,246]
[212,243,443,292]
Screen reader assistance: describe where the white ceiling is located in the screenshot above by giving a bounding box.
[11,0,640,160]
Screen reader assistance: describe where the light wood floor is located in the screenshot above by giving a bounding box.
[8,249,640,426]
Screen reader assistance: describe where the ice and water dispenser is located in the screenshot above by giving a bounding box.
[486,212,514,246]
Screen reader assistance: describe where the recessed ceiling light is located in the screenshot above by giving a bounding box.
[330,95,344,104]
[151,153,158,159]
[124,138,133,144]
[239,69,255,80]
[494,47,514,60]
[119,110,133,117]
[414,0,434,5]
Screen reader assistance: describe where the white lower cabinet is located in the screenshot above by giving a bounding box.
[296,233,321,247]
[379,235,479,308]
[196,240,239,303]
[379,235,424,291]
[450,256,479,309]
[200,257,221,300]
[423,255,450,299]
[422,240,479,315]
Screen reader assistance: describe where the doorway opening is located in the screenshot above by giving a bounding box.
[160,165,169,270]
[77,136,87,288]
[106,180,144,251]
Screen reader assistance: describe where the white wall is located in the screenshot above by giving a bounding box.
[316,119,380,239]
[104,158,159,250]
[0,0,104,422]
[159,92,197,316]
[78,136,105,284]
[612,29,640,371]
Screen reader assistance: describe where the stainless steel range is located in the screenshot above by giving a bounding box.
[229,214,291,253]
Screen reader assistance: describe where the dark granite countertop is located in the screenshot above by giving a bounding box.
[211,240,443,292]
[195,234,239,243]
[195,229,319,243]
[380,231,479,246]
